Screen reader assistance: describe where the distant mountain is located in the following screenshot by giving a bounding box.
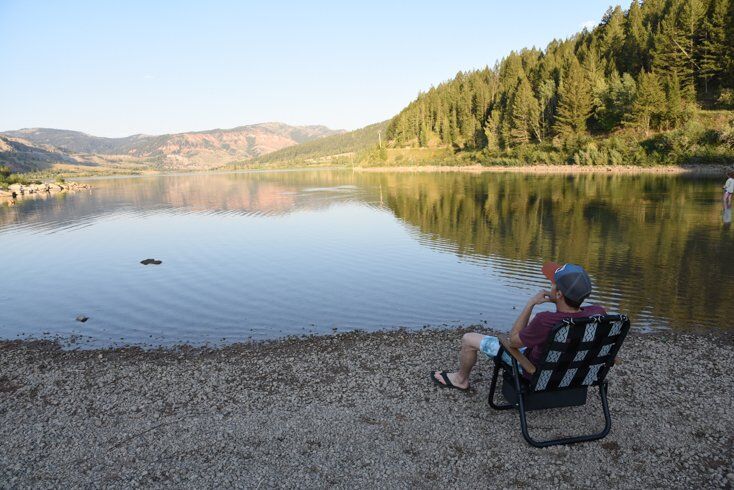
[1,123,343,170]
[0,135,87,172]
[1,128,145,154]
[254,121,389,165]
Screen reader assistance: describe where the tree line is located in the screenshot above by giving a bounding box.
[385,0,734,160]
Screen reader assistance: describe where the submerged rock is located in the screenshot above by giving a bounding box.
[75,316,89,323]
[140,259,163,265]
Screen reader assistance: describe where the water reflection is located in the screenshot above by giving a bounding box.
[0,169,731,345]
[0,171,366,232]
[358,171,733,332]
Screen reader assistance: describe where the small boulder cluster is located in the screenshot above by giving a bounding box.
[0,181,91,205]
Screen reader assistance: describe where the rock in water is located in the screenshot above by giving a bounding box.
[76,316,89,323]
[140,258,162,265]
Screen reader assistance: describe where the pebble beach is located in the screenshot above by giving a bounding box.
[1,328,733,489]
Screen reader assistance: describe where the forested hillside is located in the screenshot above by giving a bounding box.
[385,0,734,166]
[253,121,389,166]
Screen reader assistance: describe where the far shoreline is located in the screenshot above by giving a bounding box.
[14,161,733,182]
[352,163,732,176]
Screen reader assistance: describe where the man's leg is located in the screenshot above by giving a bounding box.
[432,333,486,389]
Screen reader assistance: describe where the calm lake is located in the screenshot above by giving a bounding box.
[1,169,732,347]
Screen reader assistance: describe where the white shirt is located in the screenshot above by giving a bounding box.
[725,178,734,194]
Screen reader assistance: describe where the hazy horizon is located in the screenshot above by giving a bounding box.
[1,1,631,137]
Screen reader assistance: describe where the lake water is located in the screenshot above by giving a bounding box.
[1,169,732,347]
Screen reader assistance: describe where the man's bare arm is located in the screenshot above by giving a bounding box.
[508,290,551,348]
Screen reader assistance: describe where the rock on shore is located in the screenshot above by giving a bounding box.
[0,181,91,205]
[0,329,732,488]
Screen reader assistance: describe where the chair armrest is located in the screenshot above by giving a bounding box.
[499,338,537,375]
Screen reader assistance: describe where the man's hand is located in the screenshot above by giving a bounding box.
[529,289,553,306]
[509,289,552,348]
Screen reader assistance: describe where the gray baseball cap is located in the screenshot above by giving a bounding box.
[542,262,593,304]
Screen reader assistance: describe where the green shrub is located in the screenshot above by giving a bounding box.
[717,120,734,150]
[717,89,734,109]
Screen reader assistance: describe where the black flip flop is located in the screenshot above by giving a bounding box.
[430,371,470,391]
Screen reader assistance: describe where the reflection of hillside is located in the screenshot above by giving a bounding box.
[0,170,363,230]
[141,175,298,214]
[359,172,733,331]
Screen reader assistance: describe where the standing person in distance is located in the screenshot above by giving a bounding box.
[723,170,734,210]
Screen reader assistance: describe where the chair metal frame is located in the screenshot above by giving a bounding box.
[488,314,630,448]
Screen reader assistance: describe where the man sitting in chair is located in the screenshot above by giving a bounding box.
[431,262,605,391]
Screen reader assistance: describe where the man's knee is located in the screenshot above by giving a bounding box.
[461,332,485,349]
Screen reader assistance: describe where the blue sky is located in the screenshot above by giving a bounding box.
[0,1,631,137]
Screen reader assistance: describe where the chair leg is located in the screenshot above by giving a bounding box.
[517,382,613,448]
[488,362,513,410]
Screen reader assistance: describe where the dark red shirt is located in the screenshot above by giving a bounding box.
[519,305,607,368]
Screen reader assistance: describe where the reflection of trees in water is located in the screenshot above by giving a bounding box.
[359,172,733,331]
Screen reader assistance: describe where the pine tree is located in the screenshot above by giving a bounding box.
[457,87,476,148]
[622,0,649,73]
[678,0,705,97]
[652,14,688,96]
[599,6,626,72]
[440,116,452,145]
[499,52,525,92]
[626,70,665,134]
[553,58,593,137]
[663,72,685,128]
[537,79,557,139]
[483,111,501,152]
[652,0,705,100]
[594,71,637,131]
[699,0,731,94]
[418,121,429,147]
[508,77,541,145]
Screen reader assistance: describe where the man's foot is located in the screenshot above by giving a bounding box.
[430,371,469,391]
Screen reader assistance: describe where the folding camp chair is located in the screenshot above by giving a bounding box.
[488,314,630,448]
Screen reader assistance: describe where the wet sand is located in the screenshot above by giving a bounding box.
[1,328,733,488]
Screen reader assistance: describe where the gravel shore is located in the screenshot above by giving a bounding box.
[1,328,733,489]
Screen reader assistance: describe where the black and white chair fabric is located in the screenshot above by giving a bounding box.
[488,314,630,447]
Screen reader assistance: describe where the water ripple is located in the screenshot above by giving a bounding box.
[1,170,731,347]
